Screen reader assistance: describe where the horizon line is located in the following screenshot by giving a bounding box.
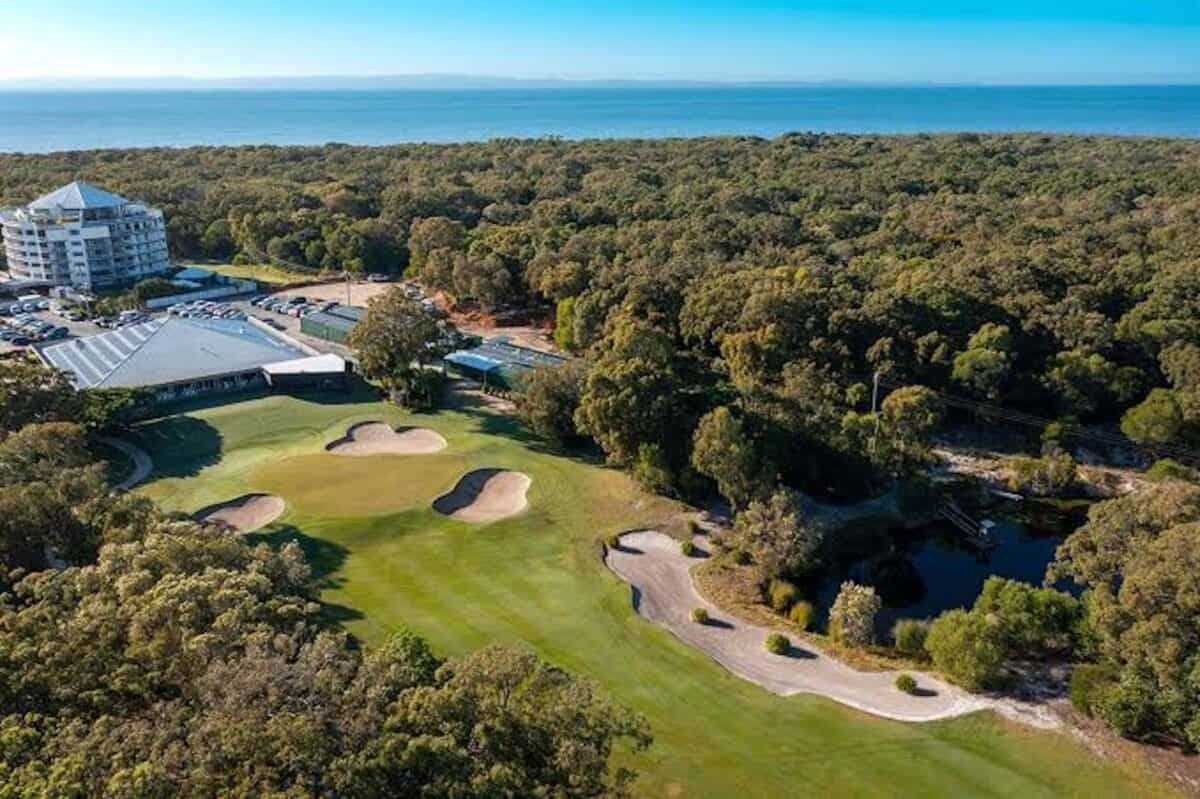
[1,72,1197,91]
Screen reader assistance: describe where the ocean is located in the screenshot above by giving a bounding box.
[0,85,1197,153]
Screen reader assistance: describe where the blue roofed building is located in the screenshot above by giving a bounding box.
[38,316,349,402]
[442,337,567,389]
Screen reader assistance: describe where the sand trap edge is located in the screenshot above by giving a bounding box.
[325,421,448,456]
[432,469,532,523]
[193,493,286,533]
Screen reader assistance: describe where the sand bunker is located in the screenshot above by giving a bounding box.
[325,422,447,456]
[433,469,531,523]
[194,493,286,533]
[605,530,1004,724]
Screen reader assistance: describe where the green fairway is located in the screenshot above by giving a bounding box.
[133,389,1176,798]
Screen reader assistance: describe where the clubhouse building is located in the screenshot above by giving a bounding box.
[38,316,350,402]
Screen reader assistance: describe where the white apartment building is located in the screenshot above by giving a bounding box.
[1,181,170,290]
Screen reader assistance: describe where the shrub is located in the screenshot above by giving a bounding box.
[895,673,918,694]
[1069,663,1118,717]
[691,607,709,624]
[973,576,1081,657]
[892,618,931,658]
[1041,420,1067,448]
[687,519,702,536]
[788,600,814,631]
[765,633,789,655]
[680,540,696,557]
[925,609,1007,690]
[828,581,881,647]
[1006,451,1078,496]
[767,578,799,612]
[631,443,674,494]
[733,549,752,566]
[1145,458,1196,483]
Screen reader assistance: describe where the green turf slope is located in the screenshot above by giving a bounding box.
[133,389,1177,799]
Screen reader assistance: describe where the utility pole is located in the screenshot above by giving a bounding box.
[345,271,351,306]
[869,371,882,456]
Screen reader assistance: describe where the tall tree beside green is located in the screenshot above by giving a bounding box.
[1047,484,1200,748]
[515,360,588,447]
[691,406,769,508]
[349,287,441,408]
[575,314,683,468]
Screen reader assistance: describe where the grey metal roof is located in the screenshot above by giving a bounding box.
[328,304,366,322]
[444,351,502,373]
[173,266,215,281]
[472,339,566,370]
[30,181,128,211]
[40,317,307,389]
[303,310,359,332]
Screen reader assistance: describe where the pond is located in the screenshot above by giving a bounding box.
[814,500,1088,638]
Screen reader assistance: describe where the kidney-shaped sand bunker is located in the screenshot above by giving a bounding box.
[433,469,531,523]
[193,493,286,533]
[325,421,447,456]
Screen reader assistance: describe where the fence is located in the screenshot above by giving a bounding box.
[145,277,257,309]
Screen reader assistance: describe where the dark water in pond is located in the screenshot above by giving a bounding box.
[815,502,1086,638]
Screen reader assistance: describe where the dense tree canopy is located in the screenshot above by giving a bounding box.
[1048,483,1200,748]
[5,134,1199,496]
[0,421,650,797]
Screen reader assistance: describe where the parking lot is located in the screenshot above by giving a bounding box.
[229,293,355,357]
[1,280,404,361]
[0,299,106,356]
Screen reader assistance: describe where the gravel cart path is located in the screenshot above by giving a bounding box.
[607,530,996,723]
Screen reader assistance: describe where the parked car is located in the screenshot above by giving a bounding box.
[10,336,31,346]
[367,273,390,283]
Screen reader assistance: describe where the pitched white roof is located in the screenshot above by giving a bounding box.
[30,181,128,211]
[261,353,347,376]
[39,317,308,389]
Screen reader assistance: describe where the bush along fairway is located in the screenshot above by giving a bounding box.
[132,390,1179,798]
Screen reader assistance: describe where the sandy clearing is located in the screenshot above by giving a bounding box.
[433,469,531,523]
[325,421,447,456]
[194,493,286,533]
[98,436,153,491]
[277,280,393,306]
[607,530,1007,724]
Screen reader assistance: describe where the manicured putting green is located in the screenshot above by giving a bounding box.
[132,389,1177,798]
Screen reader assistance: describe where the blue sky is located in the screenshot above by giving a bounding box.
[1,1,1196,84]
